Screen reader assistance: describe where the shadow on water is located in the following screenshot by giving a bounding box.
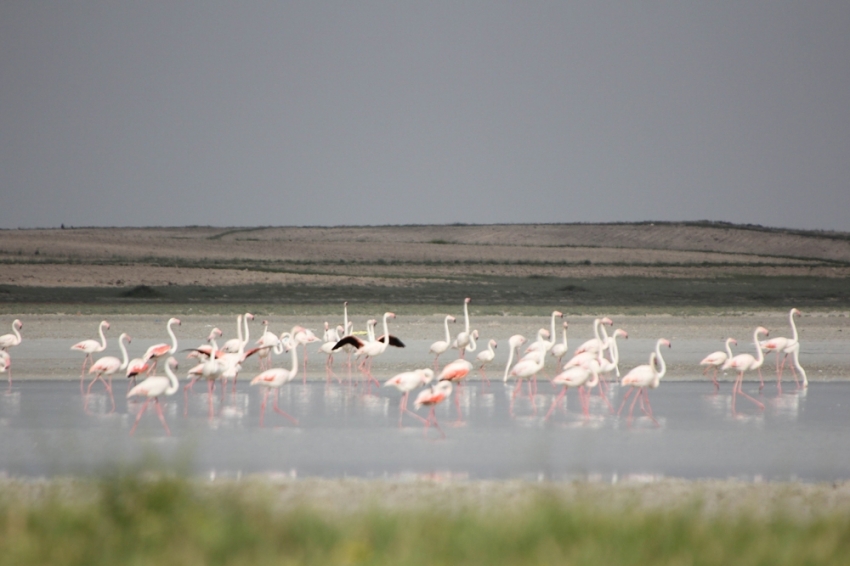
[0,377,846,481]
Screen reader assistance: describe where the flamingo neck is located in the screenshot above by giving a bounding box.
[593,319,602,342]
[789,310,799,343]
[288,345,299,377]
[724,338,735,359]
[609,335,620,365]
[463,301,470,334]
[381,314,391,345]
[549,313,558,345]
[118,335,130,370]
[11,322,21,343]
[753,328,765,366]
[274,333,289,355]
[235,315,243,344]
[443,316,452,343]
[98,322,108,350]
[599,323,611,348]
[586,364,600,388]
[791,345,807,387]
[488,341,496,356]
[654,340,667,379]
[561,326,568,348]
[242,314,251,347]
[167,320,179,354]
[164,362,179,395]
[467,332,477,352]
[503,345,517,382]
[343,304,350,336]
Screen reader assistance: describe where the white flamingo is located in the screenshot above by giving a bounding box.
[250,340,301,426]
[618,338,671,426]
[383,368,435,426]
[71,320,110,383]
[723,327,769,411]
[429,315,457,369]
[475,339,498,384]
[700,338,737,391]
[127,357,180,435]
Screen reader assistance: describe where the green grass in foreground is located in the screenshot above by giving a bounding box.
[2,476,850,565]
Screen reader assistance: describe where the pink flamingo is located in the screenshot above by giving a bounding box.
[85,332,131,412]
[452,298,473,358]
[761,308,801,388]
[0,351,10,388]
[127,357,180,435]
[546,360,601,420]
[618,338,671,426]
[221,313,254,354]
[71,320,110,386]
[429,315,457,370]
[143,317,181,373]
[550,322,569,366]
[383,368,435,426]
[722,327,769,412]
[255,320,280,371]
[250,340,300,426]
[414,381,453,438]
[526,311,564,356]
[0,319,22,350]
[333,312,402,385]
[438,358,473,421]
[574,317,613,356]
[700,338,737,392]
[475,339,498,384]
[0,319,22,388]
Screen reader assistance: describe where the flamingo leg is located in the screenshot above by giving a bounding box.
[272,395,299,425]
[129,398,151,435]
[617,388,634,416]
[545,387,568,420]
[640,389,659,426]
[208,380,215,420]
[153,398,171,435]
[259,388,268,427]
[478,366,491,386]
[736,372,765,410]
[597,383,615,414]
[627,387,641,424]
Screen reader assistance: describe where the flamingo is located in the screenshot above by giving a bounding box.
[452,298,473,358]
[255,320,280,370]
[184,330,228,418]
[438,358,473,383]
[502,334,527,382]
[0,319,22,387]
[0,351,11,389]
[700,338,737,391]
[546,360,601,420]
[333,312,402,384]
[291,325,320,376]
[550,322,569,366]
[221,313,254,354]
[526,311,563,355]
[429,315,457,369]
[0,319,22,351]
[521,329,551,359]
[761,308,802,386]
[414,381,453,439]
[722,327,769,411]
[85,332,131,411]
[508,347,546,400]
[250,339,301,426]
[618,338,671,426]
[574,317,613,356]
[71,320,110,383]
[475,339,498,384]
[318,324,345,381]
[786,343,808,389]
[143,317,181,373]
[383,368,435,426]
[127,357,180,435]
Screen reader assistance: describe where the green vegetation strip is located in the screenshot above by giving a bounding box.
[2,475,850,565]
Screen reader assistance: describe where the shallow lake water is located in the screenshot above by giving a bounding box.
[0,374,847,482]
[1,314,848,481]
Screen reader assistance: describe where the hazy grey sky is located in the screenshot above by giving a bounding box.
[1,2,848,230]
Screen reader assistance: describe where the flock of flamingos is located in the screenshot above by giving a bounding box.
[0,301,807,437]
